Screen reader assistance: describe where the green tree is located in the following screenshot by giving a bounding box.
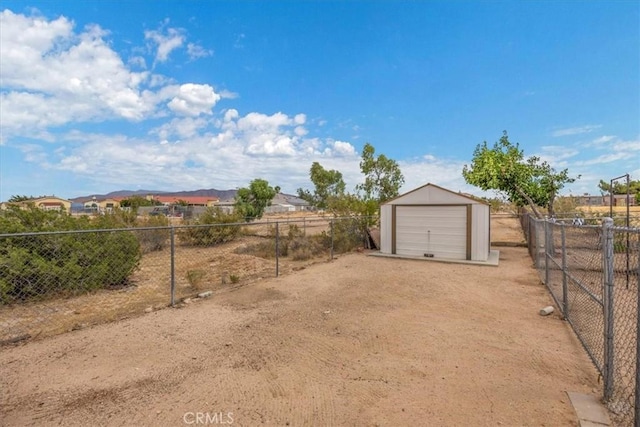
[598,179,640,199]
[235,179,279,221]
[119,195,158,210]
[462,131,579,219]
[7,195,35,203]
[296,162,346,209]
[356,143,405,204]
[179,207,243,246]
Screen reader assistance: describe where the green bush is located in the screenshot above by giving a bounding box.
[0,206,141,304]
[320,217,366,254]
[179,207,243,246]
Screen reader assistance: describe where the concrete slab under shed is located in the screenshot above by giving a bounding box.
[370,249,500,266]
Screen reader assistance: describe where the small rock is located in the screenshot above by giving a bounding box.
[198,291,213,298]
[323,310,331,314]
[183,298,192,304]
[144,307,153,313]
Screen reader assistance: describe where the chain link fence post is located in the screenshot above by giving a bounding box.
[275,221,280,277]
[330,218,334,260]
[603,217,615,401]
[636,246,640,427]
[170,225,176,306]
[544,219,550,286]
[561,224,568,316]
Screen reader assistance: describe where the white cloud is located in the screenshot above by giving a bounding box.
[151,117,210,140]
[144,24,185,64]
[294,114,306,125]
[399,156,479,196]
[611,139,640,152]
[294,126,308,137]
[551,125,602,137]
[591,135,616,145]
[537,145,579,163]
[573,153,629,167]
[0,10,231,143]
[0,10,160,136]
[237,112,292,131]
[187,42,212,60]
[128,55,147,69]
[35,110,363,192]
[331,141,357,156]
[167,84,221,116]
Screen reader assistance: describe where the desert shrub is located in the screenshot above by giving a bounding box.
[179,208,243,246]
[0,206,141,304]
[234,237,288,258]
[234,224,325,260]
[135,215,170,253]
[320,217,366,254]
[289,235,325,260]
[186,269,206,288]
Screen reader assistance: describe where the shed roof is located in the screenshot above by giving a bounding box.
[382,183,488,206]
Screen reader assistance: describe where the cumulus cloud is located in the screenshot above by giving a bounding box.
[0,10,160,137]
[151,117,210,140]
[551,125,602,137]
[167,84,221,116]
[331,141,357,156]
[0,10,230,143]
[32,107,365,192]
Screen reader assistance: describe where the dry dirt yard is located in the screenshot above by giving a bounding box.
[0,217,600,426]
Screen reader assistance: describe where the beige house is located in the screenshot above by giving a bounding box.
[1,196,72,212]
[83,197,121,212]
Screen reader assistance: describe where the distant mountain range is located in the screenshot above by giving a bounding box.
[70,188,239,203]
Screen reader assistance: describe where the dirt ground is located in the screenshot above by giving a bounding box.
[0,217,600,426]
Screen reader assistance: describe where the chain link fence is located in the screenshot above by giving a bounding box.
[522,212,640,426]
[0,216,373,345]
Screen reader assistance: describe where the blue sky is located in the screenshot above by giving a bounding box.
[1,1,638,200]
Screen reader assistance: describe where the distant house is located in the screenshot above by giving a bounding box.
[1,196,72,212]
[569,193,636,207]
[83,197,122,213]
[570,194,607,207]
[216,193,311,215]
[148,195,219,207]
[216,198,236,214]
[267,193,311,212]
[611,193,636,207]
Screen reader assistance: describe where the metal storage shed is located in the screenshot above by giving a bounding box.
[379,183,490,262]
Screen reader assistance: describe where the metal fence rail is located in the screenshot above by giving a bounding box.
[0,216,373,345]
[523,213,640,426]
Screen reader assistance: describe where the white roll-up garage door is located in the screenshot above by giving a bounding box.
[395,206,467,260]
